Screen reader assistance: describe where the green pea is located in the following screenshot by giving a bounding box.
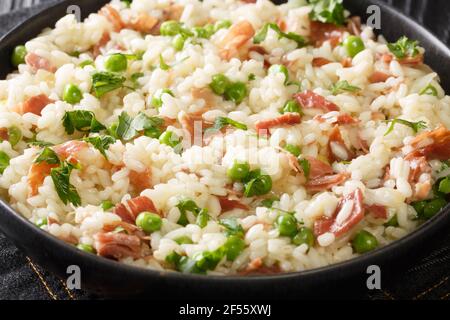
[384,214,399,227]
[223,235,245,261]
[284,144,301,157]
[8,126,22,147]
[0,151,10,174]
[104,53,128,72]
[438,177,450,194]
[136,211,162,234]
[172,34,187,51]
[160,20,183,36]
[193,25,214,39]
[352,230,378,254]
[276,213,298,238]
[165,251,182,266]
[227,161,250,181]
[77,243,96,254]
[194,249,224,271]
[63,84,83,104]
[209,74,231,95]
[174,236,193,245]
[344,36,365,58]
[214,20,232,32]
[269,64,289,83]
[224,82,247,104]
[177,256,204,274]
[101,200,114,211]
[244,174,272,197]
[423,198,447,220]
[159,131,180,148]
[412,200,427,218]
[292,227,314,247]
[280,100,301,114]
[151,89,174,109]
[196,209,210,228]
[35,217,48,228]
[11,45,27,67]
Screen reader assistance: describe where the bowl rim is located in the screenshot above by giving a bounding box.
[0,0,449,285]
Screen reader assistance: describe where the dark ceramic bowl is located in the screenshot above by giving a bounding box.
[0,0,449,299]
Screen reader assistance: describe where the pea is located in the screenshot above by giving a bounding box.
[438,177,450,194]
[412,200,427,218]
[151,89,174,109]
[209,74,231,95]
[194,249,224,271]
[77,243,96,254]
[193,25,214,38]
[269,64,289,83]
[276,213,298,238]
[284,144,301,157]
[352,230,378,254]
[104,53,128,72]
[344,36,365,58]
[177,256,204,274]
[227,161,250,181]
[422,198,447,220]
[11,45,27,66]
[35,217,48,228]
[0,151,10,174]
[244,174,272,197]
[214,20,232,32]
[101,200,114,211]
[223,235,245,261]
[384,214,399,227]
[174,236,193,245]
[160,20,183,36]
[196,209,210,228]
[280,100,301,114]
[159,131,180,148]
[224,82,247,104]
[172,34,187,51]
[8,126,22,147]
[63,84,83,104]
[165,251,182,266]
[136,211,162,234]
[292,227,314,247]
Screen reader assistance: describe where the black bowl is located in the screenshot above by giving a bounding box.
[0,0,449,299]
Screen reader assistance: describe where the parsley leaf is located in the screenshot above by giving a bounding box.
[34,147,60,165]
[62,110,106,135]
[384,119,427,136]
[51,161,81,206]
[205,117,247,135]
[0,151,10,174]
[387,36,419,59]
[219,218,245,238]
[308,0,346,26]
[176,198,203,226]
[253,23,307,48]
[92,72,126,97]
[83,135,116,158]
[330,80,361,95]
[28,141,55,147]
[115,112,164,141]
[419,84,438,96]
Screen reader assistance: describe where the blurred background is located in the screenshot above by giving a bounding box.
[0,0,449,300]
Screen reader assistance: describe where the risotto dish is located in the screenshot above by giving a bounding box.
[0,0,449,275]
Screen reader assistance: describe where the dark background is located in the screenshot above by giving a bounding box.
[0,0,449,300]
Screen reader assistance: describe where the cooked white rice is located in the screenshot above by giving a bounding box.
[0,0,449,275]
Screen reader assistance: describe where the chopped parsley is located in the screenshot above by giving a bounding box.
[384,119,427,136]
[159,54,171,71]
[205,117,247,135]
[298,158,311,179]
[83,135,116,158]
[51,161,81,206]
[387,36,420,59]
[92,71,126,97]
[330,80,361,95]
[219,218,245,238]
[419,84,438,96]
[114,111,164,141]
[34,147,60,165]
[308,0,346,26]
[62,110,106,135]
[253,23,307,48]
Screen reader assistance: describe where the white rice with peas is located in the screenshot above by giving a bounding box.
[0,0,449,275]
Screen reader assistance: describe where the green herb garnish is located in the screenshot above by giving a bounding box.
[384,119,427,136]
